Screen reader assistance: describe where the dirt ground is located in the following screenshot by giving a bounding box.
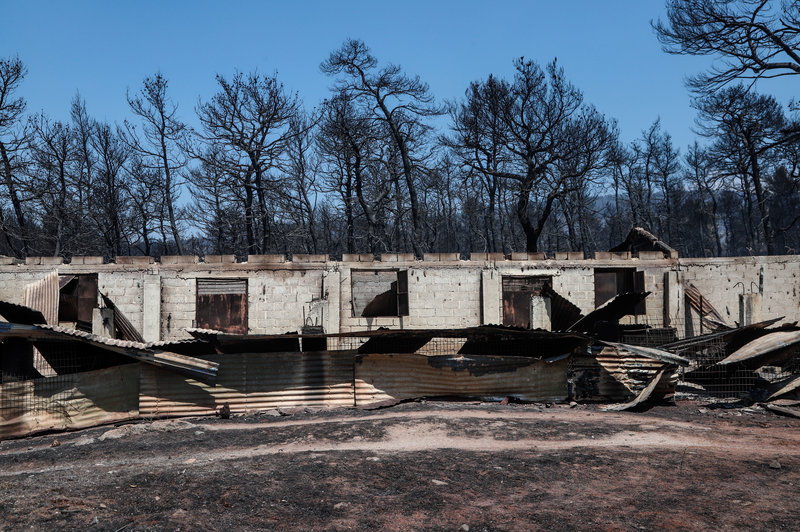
[0,400,798,531]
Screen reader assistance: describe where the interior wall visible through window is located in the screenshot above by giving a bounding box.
[351,270,409,317]
[501,276,552,328]
[58,274,98,331]
[594,268,645,314]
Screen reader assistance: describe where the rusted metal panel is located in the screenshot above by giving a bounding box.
[139,350,356,417]
[24,271,59,325]
[0,364,139,439]
[502,276,551,328]
[196,279,248,334]
[354,353,569,405]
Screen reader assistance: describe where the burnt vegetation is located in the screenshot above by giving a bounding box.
[1,2,800,259]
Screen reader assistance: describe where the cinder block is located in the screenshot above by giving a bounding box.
[423,253,460,262]
[611,251,632,260]
[75,256,104,265]
[554,251,584,260]
[594,251,611,260]
[510,252,548,261]
[469,252,505,261]
[0,256,16,265]
[246,254,285,264]
[637,251,665,260]
[202,254,236,264]
[342,253,375,262]
[159,255,200,264]
[116,256,155,265]
[292,254,328,263]
[380,253,415,262]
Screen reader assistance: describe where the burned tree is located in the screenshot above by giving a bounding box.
[321,39,441,257]
[0,56,31,256]
[123,73,187,255]
[450,59,614,252]
[195,71,302,254]
[655,0,800,93]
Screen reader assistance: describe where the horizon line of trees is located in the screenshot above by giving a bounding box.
[1,2,799,260]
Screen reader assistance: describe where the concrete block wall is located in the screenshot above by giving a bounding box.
[338,263,482,332]
[0,254,796,341]
[248,269,325,334]
[98,270,148,335]
[680,256,800,329]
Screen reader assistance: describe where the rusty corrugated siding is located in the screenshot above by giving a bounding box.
[139,351,356,417]
[569,346,677,402]
[355,354,569,405]
[23,271,59,325]
[0,364,140,439]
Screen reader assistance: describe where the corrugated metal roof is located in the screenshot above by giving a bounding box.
[0,322,219,385]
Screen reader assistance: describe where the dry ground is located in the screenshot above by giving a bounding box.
[0,400,798,531]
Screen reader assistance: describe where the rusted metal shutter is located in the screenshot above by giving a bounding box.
[196,279,248,334]
[502,276,551,328]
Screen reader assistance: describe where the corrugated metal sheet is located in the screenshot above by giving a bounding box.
[139,350,356,417]
[0,322,219,384]
[354,354,569,405]
[24,271,59,325]
[569,346,677,402]
[0,364,140,439]
[719,330,800,368]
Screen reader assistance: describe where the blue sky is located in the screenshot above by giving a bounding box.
[3,1,797,152]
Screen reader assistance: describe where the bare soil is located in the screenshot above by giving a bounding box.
[0,400,798,531]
